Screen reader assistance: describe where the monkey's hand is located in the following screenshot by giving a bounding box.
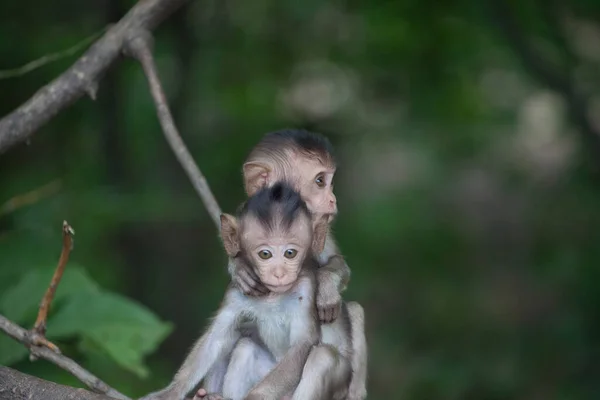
[316,283,342,324]
[232,262,270,297]
[193,388,231,400]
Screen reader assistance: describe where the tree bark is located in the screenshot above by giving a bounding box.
[0,366,119,400]
[0,0,189,154]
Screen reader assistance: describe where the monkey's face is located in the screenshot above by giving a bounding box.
[242,215,312,293]
[282,153,337,219]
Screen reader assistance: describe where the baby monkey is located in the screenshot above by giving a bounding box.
[141,183,354,400]
[216,129,366,400]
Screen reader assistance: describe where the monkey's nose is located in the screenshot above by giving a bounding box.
[273,269,286,279]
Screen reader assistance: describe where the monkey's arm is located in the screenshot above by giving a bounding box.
[228,258,269,297]
[316,233,350,323]
[245,276,319,400]
[139,294,241,400]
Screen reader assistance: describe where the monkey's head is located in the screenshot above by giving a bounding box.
[220,182,329,293]
[242,129,337,220]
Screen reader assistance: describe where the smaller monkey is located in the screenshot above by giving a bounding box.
[140,183,352,400]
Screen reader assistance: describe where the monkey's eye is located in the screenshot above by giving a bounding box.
[315,175,325,188]
[258,250,272,260]
[284,249,298,259]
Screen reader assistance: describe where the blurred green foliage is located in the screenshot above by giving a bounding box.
[2,0,600,399]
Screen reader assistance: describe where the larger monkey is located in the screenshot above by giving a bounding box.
[204,129,367,400]
[141,183,354,400]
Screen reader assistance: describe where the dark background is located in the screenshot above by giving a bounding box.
[2,0,600,399]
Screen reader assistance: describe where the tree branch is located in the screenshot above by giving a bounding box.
[489,1,600,170]
[32,221,75,347]
[0,26,109,80]
[0,315,130,399]
[0,0,190,154]
[0,180,61,216]
[0,366,119,400]
[0,1,196,398]
[123,30,223,228]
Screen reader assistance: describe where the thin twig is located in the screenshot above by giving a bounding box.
[0,0,190,153]
[123,30,223,228]
[0,314,130,400]
[32,221,75,349]
[0,27,109,80]
[0,179,62,216]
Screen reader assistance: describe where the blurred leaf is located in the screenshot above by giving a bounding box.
[49,291,173,378]
[0,265,99,321]
[0,265,100,323]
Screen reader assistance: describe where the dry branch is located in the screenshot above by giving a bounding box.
[0,0,194,397]
[0,0,189,153]
[0,180,61,216]
[0,315,129,400]
[0,27,108,80]
[490,0,600,169]
[124,30,223,228]
[0,366,119,400]
[31,221,75,352]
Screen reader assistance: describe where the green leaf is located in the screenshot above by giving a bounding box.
[0,334,28,366]
[49,291,173,378]
[0,265,100,324]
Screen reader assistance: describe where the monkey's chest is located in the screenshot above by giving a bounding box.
[248,295,303,361]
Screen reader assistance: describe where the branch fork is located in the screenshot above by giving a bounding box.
[0,0,227,398]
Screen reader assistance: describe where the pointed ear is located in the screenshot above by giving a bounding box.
[311,214,329,255]
[220,214,240,257]
[243,162,271,196]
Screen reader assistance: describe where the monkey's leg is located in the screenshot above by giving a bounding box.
[202,355,230,393]
[222,338,275,400]
[346,301,367,400]
[291,345,351,400]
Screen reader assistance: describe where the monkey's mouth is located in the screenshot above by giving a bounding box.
[265,283,294,293]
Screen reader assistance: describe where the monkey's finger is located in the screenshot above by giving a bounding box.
[239,270,269,295]
[327,304,341,323]
[326,307,334,323]
[247,279,270,295]
[330,303,341,322]
[318,307,327,323]
[240,267,261,285]
[236,271,264,295]
[238,279,262,296]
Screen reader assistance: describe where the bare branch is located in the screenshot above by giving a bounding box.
[124,30,223,228]
[0,27,109,80]
[0,0,190,154]
[0,366,121,400]
[0,179,62,216]
[0,315,130,399]
[489,1,600,169]
[31,221,75,350]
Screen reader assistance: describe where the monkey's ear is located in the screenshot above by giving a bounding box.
[312,214,329,255]
[220,214,240,257]
[243,162,271,196]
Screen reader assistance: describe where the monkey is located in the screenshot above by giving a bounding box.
[140,182,353,400]
[233,129,345,323]
[213,129,367,400]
